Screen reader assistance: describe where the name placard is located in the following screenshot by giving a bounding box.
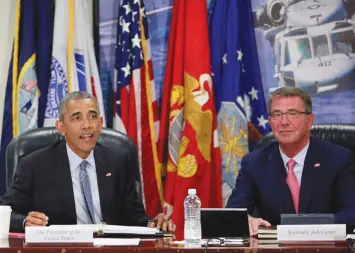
[277,224,346,242]
[25,226,93,244]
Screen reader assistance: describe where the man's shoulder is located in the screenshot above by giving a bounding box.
[243,141,277,162]
[95,136,137,157]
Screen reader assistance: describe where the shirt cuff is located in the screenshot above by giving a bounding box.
[22,218,26,229]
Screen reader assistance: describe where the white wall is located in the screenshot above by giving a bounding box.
[0,1,16,146]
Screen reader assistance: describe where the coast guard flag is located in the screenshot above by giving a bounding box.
[209,0,271,206]
[44,0,106,126]
[158,0,222,240]
[114,0,163,217]
[0,0,40,194]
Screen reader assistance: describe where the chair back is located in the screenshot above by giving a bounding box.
[255,124,355,157]
[5,127,142,199]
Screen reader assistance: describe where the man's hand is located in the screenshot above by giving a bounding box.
[147,213,176,232]
[25,212,48,227]
[248,215,271,237]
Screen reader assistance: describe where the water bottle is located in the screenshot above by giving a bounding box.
[184,188,201,248]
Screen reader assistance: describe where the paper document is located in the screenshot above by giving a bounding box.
[93,238,140,246]
[50,224,159,235]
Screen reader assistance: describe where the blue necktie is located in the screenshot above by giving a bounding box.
[79,160,95,224]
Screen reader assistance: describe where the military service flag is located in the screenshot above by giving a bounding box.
[158,0,222,240]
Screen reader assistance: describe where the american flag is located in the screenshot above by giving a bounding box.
[114,0,163,217]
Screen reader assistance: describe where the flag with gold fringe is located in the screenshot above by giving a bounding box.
[44,0,105,126]
[0,0,40,194]
[158,0,222,240]
[209,0,271,205]
[114,0,163,217]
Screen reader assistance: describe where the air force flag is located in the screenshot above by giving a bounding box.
[209,0,271,205]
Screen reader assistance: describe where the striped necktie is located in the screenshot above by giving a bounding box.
[79,160,95,224]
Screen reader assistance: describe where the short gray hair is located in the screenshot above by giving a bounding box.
[268,87,312,114]
[58,91,100,121]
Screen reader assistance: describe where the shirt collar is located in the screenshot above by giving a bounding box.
[66,144,95,172]
[279,141,310,168]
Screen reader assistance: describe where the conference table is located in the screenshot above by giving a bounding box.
[0,237,353,253]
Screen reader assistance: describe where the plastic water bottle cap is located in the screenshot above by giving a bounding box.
[188,189,196,195]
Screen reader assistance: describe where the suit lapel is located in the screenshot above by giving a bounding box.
[268,145,295,213]
[94,145,113,223]
[299,138,322,213]
[54,142,77,224]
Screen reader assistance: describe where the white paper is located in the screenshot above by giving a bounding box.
[93,238,140,246]
[347,234,355,239]
[50,224,159,235]
[25,226,93,244]
[277,224,346,241]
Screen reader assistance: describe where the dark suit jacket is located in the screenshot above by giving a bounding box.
[226,137,355,227]
[0,141,149,232]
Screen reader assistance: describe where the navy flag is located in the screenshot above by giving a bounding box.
[0,0,40,195]
[209,0,271,205]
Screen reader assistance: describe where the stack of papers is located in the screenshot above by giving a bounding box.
[258,226,277,239]
[93,238,140,246]
[50,224,159,235]
[258,226,278,245]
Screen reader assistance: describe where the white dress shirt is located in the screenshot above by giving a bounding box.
[279,142,310,185]
[66,144,103,224]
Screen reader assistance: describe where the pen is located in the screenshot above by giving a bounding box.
[148,219,158,223]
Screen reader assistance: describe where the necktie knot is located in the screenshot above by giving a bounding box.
[287,159,297,171]
[80,160,88,171]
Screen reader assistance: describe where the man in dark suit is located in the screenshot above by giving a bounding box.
[0,91,174,232]
[227,87,355,236]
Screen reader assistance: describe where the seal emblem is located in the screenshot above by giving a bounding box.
[45,57,68,119]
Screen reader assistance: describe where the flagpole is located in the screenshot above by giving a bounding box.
[93,0,100,68]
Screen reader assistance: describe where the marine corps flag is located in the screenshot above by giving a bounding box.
[158,0,222,239]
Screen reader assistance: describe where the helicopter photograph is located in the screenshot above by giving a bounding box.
[253,0,355,93]
[252,0,355,124]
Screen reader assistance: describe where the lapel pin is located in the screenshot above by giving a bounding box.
[314,163,320,167]
[106,172,111,177]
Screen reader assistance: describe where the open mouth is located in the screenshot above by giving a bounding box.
[80,133,94,141]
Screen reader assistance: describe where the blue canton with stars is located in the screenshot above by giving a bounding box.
[115,0,149,115]
[209,0,270,144]
[209,0,271,200]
